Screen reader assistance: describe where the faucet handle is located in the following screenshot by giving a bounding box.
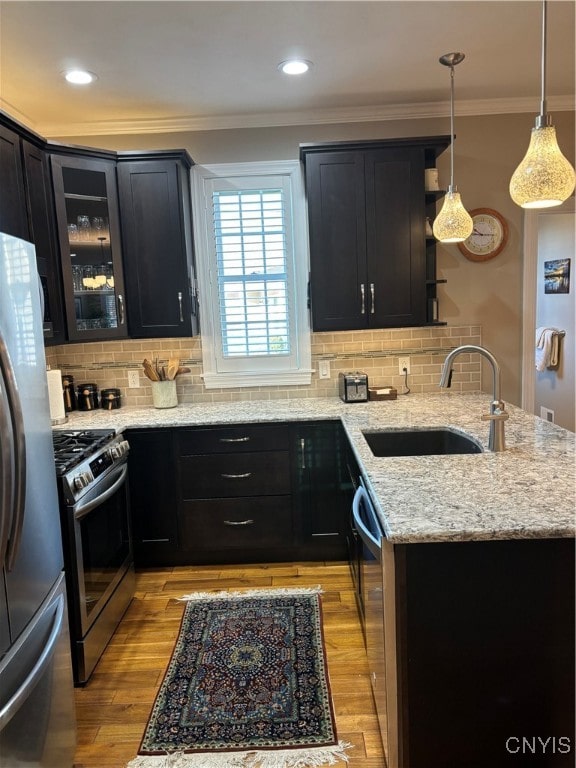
[481,411,509,423]
[481,400,509,422]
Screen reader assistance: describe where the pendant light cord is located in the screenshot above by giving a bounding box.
[449,64,455,189]
[540,0,547,117]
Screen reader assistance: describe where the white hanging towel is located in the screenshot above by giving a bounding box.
[535,327,561,371]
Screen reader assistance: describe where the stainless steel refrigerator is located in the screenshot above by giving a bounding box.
[0,233,76,766]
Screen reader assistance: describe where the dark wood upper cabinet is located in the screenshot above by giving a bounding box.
[0,123,30,241]
[117,150,198,338]
[302,150,367,331]
[2,110,200,344]
[0,113,65,344]
[21,140,66,344]
[51,152,128,342]
[301,136,450,331]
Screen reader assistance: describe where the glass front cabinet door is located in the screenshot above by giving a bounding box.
[51,154,127,341]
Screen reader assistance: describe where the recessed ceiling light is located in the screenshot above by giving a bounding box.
[278,60,312,75]
[63,69,97,85]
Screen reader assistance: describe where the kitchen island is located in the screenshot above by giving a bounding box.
[58,392,575,767]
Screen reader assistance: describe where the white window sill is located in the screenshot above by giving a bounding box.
[202,370,313,389]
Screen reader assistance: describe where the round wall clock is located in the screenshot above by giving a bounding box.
[457,208,509,262]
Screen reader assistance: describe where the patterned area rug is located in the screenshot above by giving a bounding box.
[126,587,351,768]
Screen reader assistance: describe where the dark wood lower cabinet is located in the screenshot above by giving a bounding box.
[387,537,575,768]
[291,421,351,560]
[127,421,351,566]
[176,424,295,564]
[126,428,179,566]
[180,497,294,555]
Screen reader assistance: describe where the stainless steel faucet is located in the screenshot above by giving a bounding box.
[439,344,509,451]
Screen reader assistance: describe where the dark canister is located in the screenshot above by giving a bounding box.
[100,388,122,410]
[77,383,99,411]
[62,374,77,412]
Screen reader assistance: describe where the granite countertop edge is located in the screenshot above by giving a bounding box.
[56,393,576,545]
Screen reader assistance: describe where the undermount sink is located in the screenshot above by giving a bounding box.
[362,428,482,457]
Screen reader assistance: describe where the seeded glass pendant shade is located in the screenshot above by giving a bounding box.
[433,53,473,243]
[433,188,473,242]
[510,1,575,208]
[510,121,575,209]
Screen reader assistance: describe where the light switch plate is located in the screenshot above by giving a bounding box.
[318,360,331,379]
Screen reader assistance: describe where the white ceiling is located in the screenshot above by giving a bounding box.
[0,0,574,138]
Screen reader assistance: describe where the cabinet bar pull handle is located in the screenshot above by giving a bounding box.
[370,283,375,314]
[360,283,365,314]
[219,436,250,443]
[117,294,125,325]
[178,291,184,322]
[223,519,254,526]
[300,438,306,470]
[221,472,252,479]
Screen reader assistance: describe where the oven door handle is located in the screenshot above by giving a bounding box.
[352,485,382,555]
[74,463,128,521]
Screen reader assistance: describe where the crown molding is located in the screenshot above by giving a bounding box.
[0,100,40,134]
[3,95,574,139]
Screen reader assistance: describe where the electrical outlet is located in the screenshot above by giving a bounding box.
[540,406,555,423]
[398,357,411,375]
[318,360,331,379]
[127,370,140,388]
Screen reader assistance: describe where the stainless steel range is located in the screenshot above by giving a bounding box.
[52,429,134,685]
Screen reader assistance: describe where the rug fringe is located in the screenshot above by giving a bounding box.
[126,741,352,767]
[178,586,323,602]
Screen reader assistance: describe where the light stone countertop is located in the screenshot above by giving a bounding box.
[56,393,575,544]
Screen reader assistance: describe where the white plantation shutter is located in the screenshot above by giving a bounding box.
[192,161,311,388]
[213,188,290,357]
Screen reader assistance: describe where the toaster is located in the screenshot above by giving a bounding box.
[339,371,369,403]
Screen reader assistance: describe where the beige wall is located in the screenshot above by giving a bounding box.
[534,209,575,431]
[54,110,575,405]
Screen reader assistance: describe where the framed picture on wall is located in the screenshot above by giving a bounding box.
[544,259,571,294]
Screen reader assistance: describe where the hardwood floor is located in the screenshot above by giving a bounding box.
[73,562,385,768]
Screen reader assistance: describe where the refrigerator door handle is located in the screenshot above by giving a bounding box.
[0,592,65,730]
[38,274,46,327]
[0,331,27,571]
[0,336,15,568]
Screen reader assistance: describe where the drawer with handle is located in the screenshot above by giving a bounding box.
[178,425,289,455]
[180,497,293,550]
[179,451,290,499]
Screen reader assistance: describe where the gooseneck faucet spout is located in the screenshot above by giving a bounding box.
[439,344,509,451]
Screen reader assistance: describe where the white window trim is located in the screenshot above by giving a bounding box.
[191,160,312,389]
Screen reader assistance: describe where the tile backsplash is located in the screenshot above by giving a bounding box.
[45,325,481,407]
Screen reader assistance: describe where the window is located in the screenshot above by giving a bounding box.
[192,161,311,388]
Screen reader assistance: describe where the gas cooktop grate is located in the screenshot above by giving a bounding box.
[52,429,116,474]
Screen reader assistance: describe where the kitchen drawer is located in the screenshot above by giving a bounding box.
[178,424,289,455]
[180,451,290,499]
[180,497,293,550]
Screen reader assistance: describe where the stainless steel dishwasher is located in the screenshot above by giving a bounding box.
[352,482,399,768]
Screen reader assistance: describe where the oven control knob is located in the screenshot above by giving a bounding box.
[108,440,129,460]
[73,472,92,491]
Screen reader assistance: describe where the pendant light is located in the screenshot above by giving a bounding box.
[433,53,473,243]
[509,0,575,208]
